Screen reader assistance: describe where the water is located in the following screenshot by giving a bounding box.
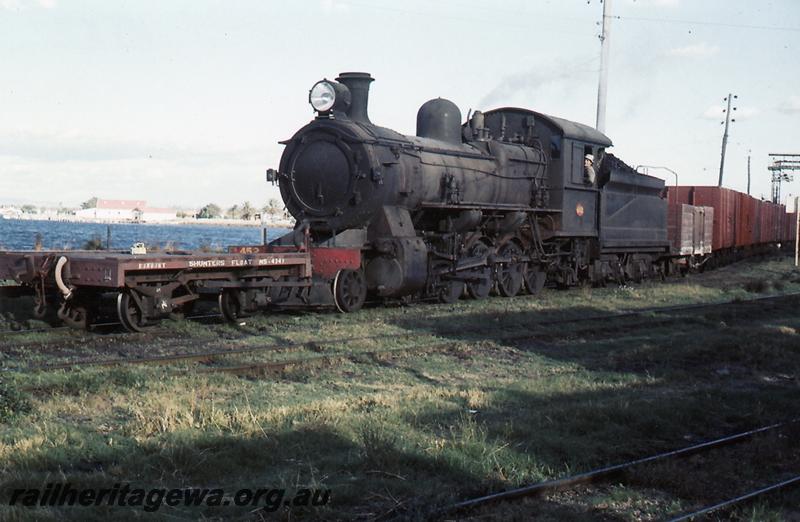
[0,218,289,251]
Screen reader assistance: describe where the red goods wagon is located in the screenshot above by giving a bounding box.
[759,202,779,244]
[780,212,787,242]
[777,204,788,243]
[786,213,798,243]
[752,198,762,245]
[666,186,691,206]
[735,192,755,247]
[776,208,785,243]
[685,187,736,251]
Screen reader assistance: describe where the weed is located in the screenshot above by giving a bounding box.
[0,378,32,421]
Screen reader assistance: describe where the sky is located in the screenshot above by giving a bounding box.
[1,0,798,209]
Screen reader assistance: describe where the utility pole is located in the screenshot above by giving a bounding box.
[717,93,737,187]
[595,0,613,134]
[746,150,751,195]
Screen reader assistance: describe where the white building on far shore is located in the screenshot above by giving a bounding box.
[75,199,177,222]
[0,207,23,219]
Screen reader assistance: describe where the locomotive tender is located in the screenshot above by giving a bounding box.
[271,71,670,309]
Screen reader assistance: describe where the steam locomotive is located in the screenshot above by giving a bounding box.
[1,71,791,330]
[270,71,670,310]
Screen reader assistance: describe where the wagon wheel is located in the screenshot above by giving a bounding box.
[523,264,547,295]
[33,294,62,326]
[433,261,462,304]
[333,269,367,313]
[219,289,250,323]
[33,295,48,319]
[117,291,151,332]
[465,239,493,300]
[58,302,91,330]
[174,299,196,318]
[495,241,524,297]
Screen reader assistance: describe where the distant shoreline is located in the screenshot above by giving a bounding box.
[0,216,295,229]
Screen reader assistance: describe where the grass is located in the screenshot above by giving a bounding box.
[0,256,800,520]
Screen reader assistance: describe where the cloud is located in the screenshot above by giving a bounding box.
[0,152,277,208]
[0,125,279,207]
[0,0,55,10]
[666,42,720,58]
[320,0,349,13]
[778,96,800,114]
[0,128,260,163]
[702,105,759,121]
[623,0,680,7]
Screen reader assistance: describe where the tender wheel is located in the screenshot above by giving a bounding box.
[219,290,248,323]
[333,269,367,313]
[590,261,608,288]
[433,262,462,304]
[495,241,524,297]
[466,239,493,300]
[524,264,547,295]
[117,292,151,332]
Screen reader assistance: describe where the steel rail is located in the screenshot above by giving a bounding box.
[24,332,429,371]
[192,341,458,375]
[666,475,800,521]
[1,288,798,339]
[19,317,674,372]
[436,420,798,517]
[0,312,224,337]
[13,291,800,373]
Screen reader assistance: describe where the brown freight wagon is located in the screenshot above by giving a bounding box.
[775,203,787,243]
[735,192,755,247]
[786,213,798,243]
[667,203,713,256]
[752,198,762,245]
[667,186,736,251]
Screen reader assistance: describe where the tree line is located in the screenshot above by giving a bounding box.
[75,196,285,220]
[197,199,284,220]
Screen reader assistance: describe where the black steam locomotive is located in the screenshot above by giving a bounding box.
[0,72,781,330]
[271,72,669,310]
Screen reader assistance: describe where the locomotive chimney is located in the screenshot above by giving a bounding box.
[336,72,373,124]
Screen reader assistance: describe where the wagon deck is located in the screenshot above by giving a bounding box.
[0,250,312,288]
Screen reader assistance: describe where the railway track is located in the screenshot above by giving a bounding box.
[432,419,800,520]
[2,288,797,339]
[0,312,226,337]
[666,475,800,521]
[9,291,799,375]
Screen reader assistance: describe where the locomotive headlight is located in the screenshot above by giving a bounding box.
[309,80,336,112]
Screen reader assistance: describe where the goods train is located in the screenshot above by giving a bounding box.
[0,72,795,330]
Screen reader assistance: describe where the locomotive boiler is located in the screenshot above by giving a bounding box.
[272,72,670,309]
